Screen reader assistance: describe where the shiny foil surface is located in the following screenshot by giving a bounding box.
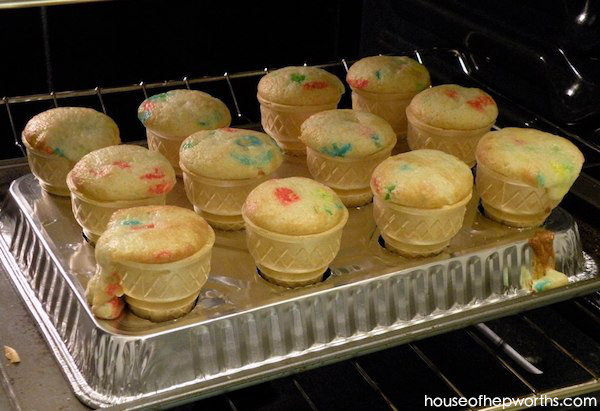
[0,167,598,408]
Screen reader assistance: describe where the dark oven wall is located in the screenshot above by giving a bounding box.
[360,0,600,147]
[0,0,363,160]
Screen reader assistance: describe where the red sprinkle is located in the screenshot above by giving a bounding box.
[141,167,165,180]
[348,78,369,89]
[513,138,526,145]
[443,89,459,99]
[112,161,131,169]
[149,182,173,194]
[106,283,120,297]
[109,298,124,316]
[143,101,155,111]
[466,95,494,112]
[222,127,237,133]
[155,250,172,261]
[371,176,383,194]
[275,187,300,205]
[131,223,156,230]
[303,81,328,90]
[359,125,373,136]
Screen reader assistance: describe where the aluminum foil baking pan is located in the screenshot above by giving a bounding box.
[0,167,598,408]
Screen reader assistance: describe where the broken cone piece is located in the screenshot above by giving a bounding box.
[4,345,20,364]
[526,229,569,293]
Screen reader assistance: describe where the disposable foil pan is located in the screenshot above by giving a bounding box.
[0,166,599,409]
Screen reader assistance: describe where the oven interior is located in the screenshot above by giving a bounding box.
[0,1,599,409]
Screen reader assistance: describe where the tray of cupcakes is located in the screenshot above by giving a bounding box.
[0,53,598,408]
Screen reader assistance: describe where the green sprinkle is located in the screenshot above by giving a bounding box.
[535,172,546,187]
[324,208,333,215]
[374,69,382,80]
[290,73,306,84]
[198,120,208,126]
[53,147,66,158]
[399,164,412,171]
[182,141,198,150]
[384,184,396,200]
[148,92,168,101]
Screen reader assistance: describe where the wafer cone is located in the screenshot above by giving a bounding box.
[105,233,213,321]
[373,194,471,257]
[306,145,393,207]
[67,184,167,244]
[406,108,493,167]
[258,94,338,156]
[146,129,184,176]
[351,89,414,152]
[476,164,559,228]
[243,209,348,288]
[24,140,74,196]
[181,164,269,231]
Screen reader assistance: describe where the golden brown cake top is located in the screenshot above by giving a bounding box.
[257,66,345,106]
[179,128,283,179]
[371,149,473,208]
[67,145,176,201]
[346,55,430,94]
[22,107,120,162]
[299,109,396,158]
[476,127,584,199]
[137,89,231,137]
[242,177,348,235]
[96,205,214,264]
[407,84,498,130]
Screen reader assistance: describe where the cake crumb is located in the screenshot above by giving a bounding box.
[4,345,20,364]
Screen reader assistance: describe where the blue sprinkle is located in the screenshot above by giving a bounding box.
[122,219,142,226]
[321,143,352,158]
[236,135,263,147]
[534,278,552,293]
[536,172,546,188]
[371,133,382,148]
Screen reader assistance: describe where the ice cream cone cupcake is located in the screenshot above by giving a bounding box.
[242,177,348,287]
[22,107,120,196]
[67,145,176,243]
[299,109,396,207]
[406,84,498,167]
[371,149,473,256]
[257,66,345,155]
[476,128,584,228]
[86,205,215,321]
[179,128,283,230]
[347,55,430,151]
[138,89,231,175]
